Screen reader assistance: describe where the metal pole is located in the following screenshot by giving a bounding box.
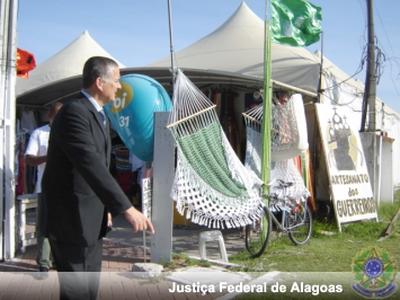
[0,0,8,261]
[167,0,176,89]
[3,0,18,259]
[317,31,324,103]
[261,0,272,197]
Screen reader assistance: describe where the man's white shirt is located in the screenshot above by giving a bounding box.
[81,89,107,126]
[25,124,51,193]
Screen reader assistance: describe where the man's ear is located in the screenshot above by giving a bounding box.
[95,77,104,92]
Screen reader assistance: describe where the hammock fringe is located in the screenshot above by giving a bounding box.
[175,198,265,229]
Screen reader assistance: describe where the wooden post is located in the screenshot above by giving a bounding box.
[150,112,175,263]
[361,0,376,132]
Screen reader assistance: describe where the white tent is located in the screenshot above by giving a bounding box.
[15,2,400,191]
[16,31,124,107]
[150,2,400,192]
[150,1,399,128]
[150,2,320,94]
[17,3,321,106]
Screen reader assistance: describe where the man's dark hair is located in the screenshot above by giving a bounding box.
[82,56,119,88]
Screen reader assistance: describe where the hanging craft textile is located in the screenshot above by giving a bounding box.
[243,93,310,202]
[168,70,265,229]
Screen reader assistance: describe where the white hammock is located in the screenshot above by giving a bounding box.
[167,70,265,229]
[243,94,310,202]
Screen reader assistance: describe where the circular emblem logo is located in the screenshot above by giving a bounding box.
[365,258,384,278]
[352,247,397,298]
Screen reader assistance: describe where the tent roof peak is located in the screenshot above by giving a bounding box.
[16,31,124,97]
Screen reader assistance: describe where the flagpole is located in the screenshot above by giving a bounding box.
[261,0,272,200]
[317,31,324,102]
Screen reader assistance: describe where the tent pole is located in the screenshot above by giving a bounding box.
[167,0,176,90]
[272,80,317,98]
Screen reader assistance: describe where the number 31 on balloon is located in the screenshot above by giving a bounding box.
[113,93,130,128]
[112,83,133,128]
[119,115,129,128]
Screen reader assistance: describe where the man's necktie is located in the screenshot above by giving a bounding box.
[99,109,110,166]
[99,109,107,127]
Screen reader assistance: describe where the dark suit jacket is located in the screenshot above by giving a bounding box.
[42,94,131,246]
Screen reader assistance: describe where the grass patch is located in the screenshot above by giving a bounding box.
[163,252,211,271]
[229,193,400,272]
[164,192,400,273]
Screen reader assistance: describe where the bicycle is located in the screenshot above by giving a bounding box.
[245,179,313,258]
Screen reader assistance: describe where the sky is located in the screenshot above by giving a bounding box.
[17,0,400,112]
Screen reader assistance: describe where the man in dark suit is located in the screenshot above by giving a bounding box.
[43,56,154,299]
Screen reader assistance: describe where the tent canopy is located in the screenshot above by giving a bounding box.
[17,31,124,107]
[18,67,265,108]
[150,2,321,93]
[17,3,323,108]
[16,2,378,110]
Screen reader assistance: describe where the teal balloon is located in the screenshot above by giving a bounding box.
[104,74,172,162]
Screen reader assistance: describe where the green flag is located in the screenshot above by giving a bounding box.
[271,0,322,47]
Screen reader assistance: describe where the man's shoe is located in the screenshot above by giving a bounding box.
[39,266,49,272]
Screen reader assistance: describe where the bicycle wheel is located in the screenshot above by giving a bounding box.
[288,203,312,245]
[245,206,272,258]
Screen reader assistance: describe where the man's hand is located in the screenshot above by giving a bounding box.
[123,207,155,234]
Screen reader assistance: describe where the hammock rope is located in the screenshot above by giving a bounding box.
[168,70,265,229]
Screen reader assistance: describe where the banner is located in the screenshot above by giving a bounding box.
[271,0,322,47]
[315,104,378,231]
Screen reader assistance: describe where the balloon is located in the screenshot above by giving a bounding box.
[104,74,172,162]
